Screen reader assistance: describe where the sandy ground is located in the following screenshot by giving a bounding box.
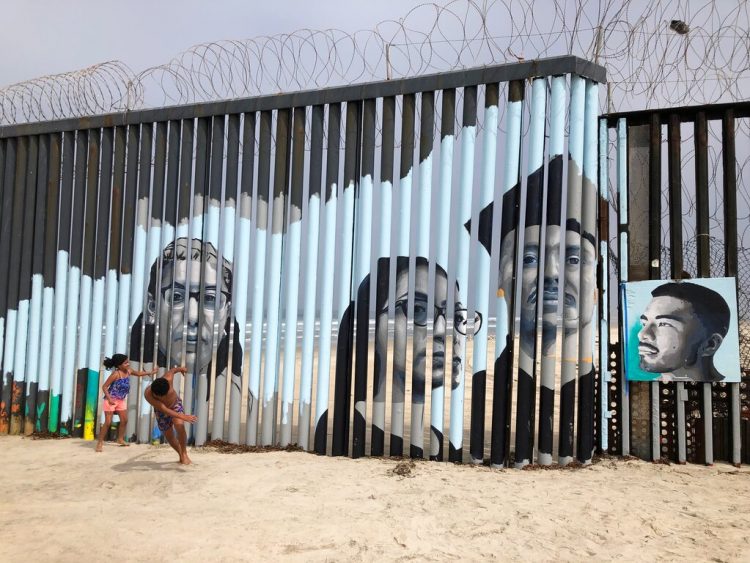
[1,436,749,562]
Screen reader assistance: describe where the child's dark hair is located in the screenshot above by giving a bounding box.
[151,377,169,397]
[103,354,128,370]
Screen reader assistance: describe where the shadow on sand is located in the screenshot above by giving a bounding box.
[111,452,188,472]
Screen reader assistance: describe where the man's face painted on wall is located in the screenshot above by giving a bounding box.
[637,295,710,373]
[541,225,561,328]
[561,229,596,333]
[156,253,230,373]
[499,223,596,351]
[380,259,457,401]
[519,225,540,355]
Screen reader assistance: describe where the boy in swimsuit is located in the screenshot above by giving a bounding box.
[144,367,197,465]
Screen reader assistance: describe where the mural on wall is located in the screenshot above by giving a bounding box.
[128,238,243,411]
[623,278,741,383]
[0,64,625,467]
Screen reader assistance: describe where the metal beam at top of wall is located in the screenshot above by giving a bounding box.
[0,57,605,139]
[604,101,750,126]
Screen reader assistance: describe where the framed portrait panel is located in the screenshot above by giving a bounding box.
[622,277,741,383]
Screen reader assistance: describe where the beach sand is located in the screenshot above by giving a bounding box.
[1,435,748,562]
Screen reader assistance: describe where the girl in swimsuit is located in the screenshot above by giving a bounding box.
[95,354,157,452]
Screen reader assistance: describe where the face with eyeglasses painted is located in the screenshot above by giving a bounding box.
[379,257,481,400]
[147,238,232,373]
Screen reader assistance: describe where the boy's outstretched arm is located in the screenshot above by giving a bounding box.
[164,366,188,378]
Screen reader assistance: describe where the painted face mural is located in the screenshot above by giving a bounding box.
[131,238,242,393]
[636,282,729,382]
[624,279,739,383]
[154,238,232,373]
[638,295,708,373]
[375,257,465,400]
[500,222,597,357]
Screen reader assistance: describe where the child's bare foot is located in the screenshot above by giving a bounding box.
[179,452,192,465]
[116,440,130,447]
[95,442,103,452]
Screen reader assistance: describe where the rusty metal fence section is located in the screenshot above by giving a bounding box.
[602,103,750,466]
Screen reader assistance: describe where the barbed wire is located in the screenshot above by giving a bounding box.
[1,0,748,124]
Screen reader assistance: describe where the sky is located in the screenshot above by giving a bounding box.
[0,0,428,87]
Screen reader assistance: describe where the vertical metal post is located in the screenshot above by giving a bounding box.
[261,108,291,446]
[74,129,100,438]
[616,119,630,456]
[194,115,222,445]
[576,80,598,464]
[372,97,395,457]
[162,120,181,375]
[102,126,126,439]
[390,94,415,457]
[598,117,610,453]
[212,114,240,441]
[0,139,6,426]
[62,131,87,435]
[468,84,498,464]
[104,127,126,362]
[0,137,16,435]
[37,133,61,432]
[186,117,211,444]
[49,133,73,433]
[17,136,41,435]
[25,134,49,434]
[722,109,741,467]
[280,107,306,447]
[449,86,477,462]
[352,99,375,458]
[84,127,113,440]
[246,110,271,446]
[298,106,323,450]
[4,137,29,435]
[129,123,153,442]
[694,110,713,465]
[220,115,240,439]
[172,119,193,401]
[667,113,687,464]
[332,101,360,456]
[491,80,524,468]
[228,112,254,445]
[121,124,141,441]
[648,113,662,462]
[559,76,585,465]
[139,121,165,444]
[515,78,546,467]
[313,103,341,454]
[538,76,565,465]
[429,89,454,461]
[411,91,434,459]
[11,136,37,435]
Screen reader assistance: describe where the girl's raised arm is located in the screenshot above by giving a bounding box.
[129,366,159,378]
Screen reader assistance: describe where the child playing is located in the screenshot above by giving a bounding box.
[96,354,157,452]
[144,366,197,465]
